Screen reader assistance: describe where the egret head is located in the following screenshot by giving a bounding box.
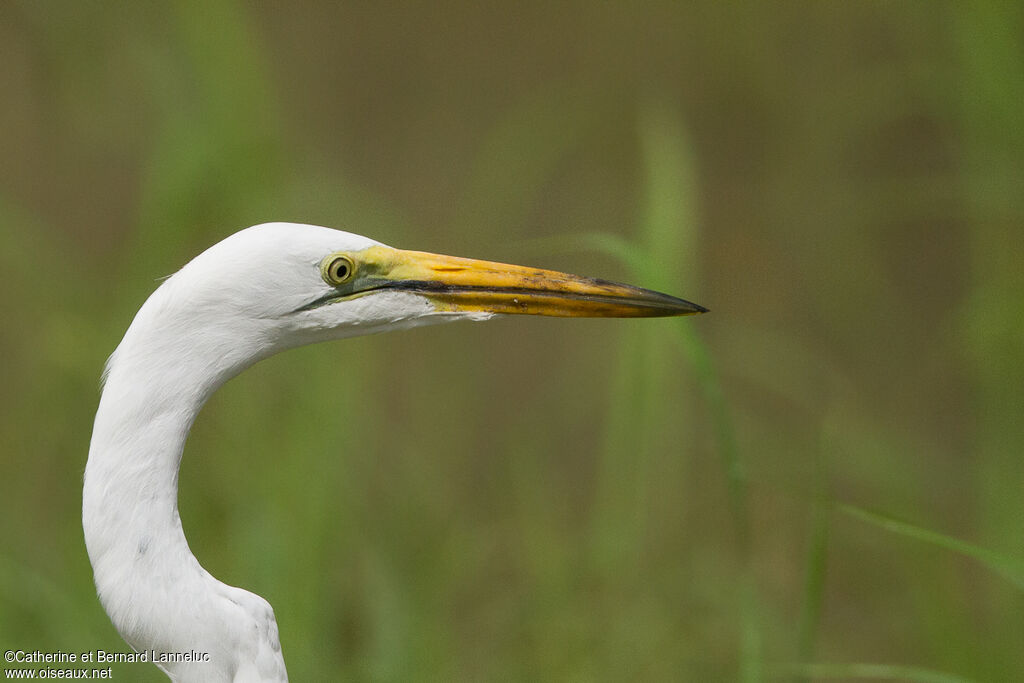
[117,222,705,389]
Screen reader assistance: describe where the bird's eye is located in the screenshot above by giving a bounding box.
[322,255,356,286]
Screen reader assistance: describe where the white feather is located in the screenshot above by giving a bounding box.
[83,223,489,682]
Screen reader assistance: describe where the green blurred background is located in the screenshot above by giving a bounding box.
[2,2,1023,681]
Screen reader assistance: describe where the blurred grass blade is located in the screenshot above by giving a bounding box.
[797,495,830,663]
[639,100,761,683]
[638,99,698,291]
[839,504,1024,591]
[672,322,745,530]
[797,426,836,665]
[671,319,760,683]
[774,662,978,683]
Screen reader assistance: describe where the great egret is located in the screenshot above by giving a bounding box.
[83,222,706,682]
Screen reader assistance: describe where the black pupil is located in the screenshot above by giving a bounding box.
[333,261,349,280]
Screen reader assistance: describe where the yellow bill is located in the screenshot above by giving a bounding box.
[315,245,707,318]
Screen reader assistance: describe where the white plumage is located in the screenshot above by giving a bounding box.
[83,223,704,681]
